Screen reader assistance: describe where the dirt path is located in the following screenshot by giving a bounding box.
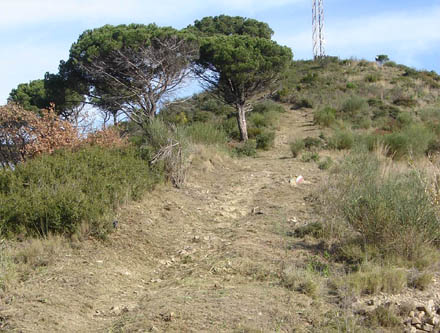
[1,108,330,332]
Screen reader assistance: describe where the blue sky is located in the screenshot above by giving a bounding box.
[1,0,439,105]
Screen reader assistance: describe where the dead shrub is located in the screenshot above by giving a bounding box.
[0,103,79,167]
[84,127,128,148]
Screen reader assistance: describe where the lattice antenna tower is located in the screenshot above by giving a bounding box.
[312,0,325,59]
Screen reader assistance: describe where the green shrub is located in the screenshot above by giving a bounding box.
[301,73,319,84]
[384,61,397,68]
[185,122,227,145]
[0,147,160,238]
[273,87,290,102]
[222,117,241,140]
[249,112,266,128]
[294,222,324,238]
[365,73,380,83]
[393,97,417,107]
[235,140,257,157]
[367,98,384,108]
[343,266,407,296]
[314,107,336,127]
[346,82,356,89]
[293,98,313,109]
[340,96,368,119]
[366,306,401,328]
[252,100,285,114]
[384,123,434,158]
[247,127,263,139]
[248,109,280,129]
[301,152,320,163]
[256,130,275,150]
[395,112,413,128]
[290,139,305,158]
[318,157,333,170]
[419,107,440,123]
[328,129,354,150]
[303,136,322,150]
[327,152,440,262]
[407,270,433,291]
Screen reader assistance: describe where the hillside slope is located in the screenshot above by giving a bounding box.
[1,105,327,332]
[2,59,440,332]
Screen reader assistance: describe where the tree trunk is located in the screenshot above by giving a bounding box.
[236,104,248,142]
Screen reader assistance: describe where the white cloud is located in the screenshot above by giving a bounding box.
[0,0,307,28]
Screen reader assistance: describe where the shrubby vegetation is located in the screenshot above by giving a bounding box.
[0,146,160,238]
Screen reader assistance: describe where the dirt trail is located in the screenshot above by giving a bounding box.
[1,108,328,332]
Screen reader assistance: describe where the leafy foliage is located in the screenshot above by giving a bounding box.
[195,35,292,141]
[69,24,198,125]
[8,74,85,120]
[8,80,48,113]
[0,146,160,238]
[187,15,273,39]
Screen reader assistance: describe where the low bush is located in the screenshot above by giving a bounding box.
[384,123,434,158]
[247,127,263,139]
[273,87,290,102]
[248,109,281,130]
[0,146,160,238]
[340,96,368,121]
[185,122,228,145]
[365,73,380,83]
[314,107,336,127]
[395,112,413,128]
[323,151,440,263]
[318,156,333,170]
[290,139,305,157]
[301,151,320,162]
[303,136,322,150]
[256,130,275,150]
[366,306,401,328]
[346,82,356,89]
[328,129,354,150]
[384,61,397,68]
[222,117,241,140]
[407,270,433,291]
[343,265,407,296]
[252,100,285,114]
[294,222,324,238]
[293,98,313,109]
[393,97,417,108]
[249,112,266,128]
[234,140,257,157]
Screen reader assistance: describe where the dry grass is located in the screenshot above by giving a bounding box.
[331,264,408,297]
[0,235,66,292]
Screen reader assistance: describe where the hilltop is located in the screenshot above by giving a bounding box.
[1,58,440,332]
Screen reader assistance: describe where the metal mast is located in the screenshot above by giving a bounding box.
[312,0,325,59]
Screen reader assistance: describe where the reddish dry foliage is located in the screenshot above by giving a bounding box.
[0,103,79,166]
[84,127,128,148]
[1,104,129,167]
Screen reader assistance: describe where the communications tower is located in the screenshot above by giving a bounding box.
[312,0,325,59]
